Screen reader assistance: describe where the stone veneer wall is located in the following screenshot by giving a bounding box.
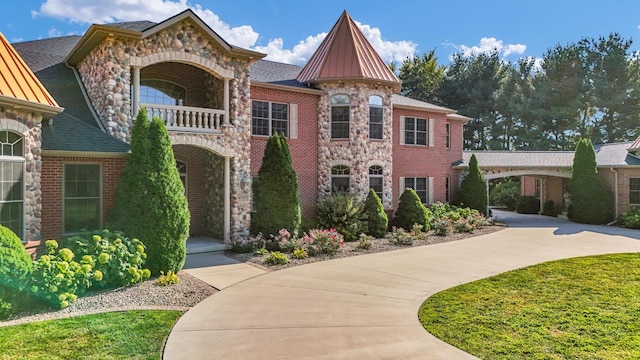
[317,83,394,208]
[206,153,224,239]
[0,110,42,246]
[76,18,253,238]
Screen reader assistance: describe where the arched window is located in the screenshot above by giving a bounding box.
[369,165,383,199]
[369,95,383,140]
[331,94,350,139]
[0,131,24,238]
[331,165,350,194]
[139,79,186,106]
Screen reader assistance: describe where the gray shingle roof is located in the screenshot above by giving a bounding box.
[103,21,157,32]
[457,142,640,169]
[392,94,455,113]
[12,37,129,153]
[250,60,308,88]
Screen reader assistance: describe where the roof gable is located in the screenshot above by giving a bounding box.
[296,11,400,91]
[0,32,62,115]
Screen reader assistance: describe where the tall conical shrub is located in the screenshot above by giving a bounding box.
[109,109,190,274]
[392,188,430,231]
[456,154,487,215]
[568,138,614,224]
[251,133,301,236]
[361,188,388,238]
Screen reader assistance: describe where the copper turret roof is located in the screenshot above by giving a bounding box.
[0,32,62,114]
[296,11,401,92]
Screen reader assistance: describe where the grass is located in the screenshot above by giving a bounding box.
[419,253,640,359]
[0,310,182,360]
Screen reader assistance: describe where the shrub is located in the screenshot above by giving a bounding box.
[392,188,431,231]
[229,234,265,253]
[541,200,558,217]
[516,196,540,214]
[272,229,303,253]
[156,271,180,286]
[29,240,94,309]
[251,133,301,237]
[568,138,614,224]
[301,229,344,255]
[386,227,414,246]
[254,247,269,256]
[316,193,362,242]
[489,180,521,210]
[109,110,190,275]
[357,234,373,249]
[264,251,290,265]
[61,229,150,289]
[292,248,308,259]
[411,224,428,241]
[432,217,454,236]
[456,154,487,215]
[361,189,388,238]
[0,225,32,292]
[619,208,640,229]
[454,218,476,233]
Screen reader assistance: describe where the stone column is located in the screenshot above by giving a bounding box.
[224,156,231,242]
[132,66,141,116]
[223,78,230,125]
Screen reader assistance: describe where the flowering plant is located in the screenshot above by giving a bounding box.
[301,228,344,255]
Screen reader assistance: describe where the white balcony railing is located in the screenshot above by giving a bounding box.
[142,103,226,133]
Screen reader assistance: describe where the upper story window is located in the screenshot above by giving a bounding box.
[630,178,640,205]
[139,79,186,106]
[369,95,383,140]
[331,94,350,139]
[446,123,451,148]
[404,117,428,146]
[252,100,288,137]
[369,165,383,199]
[331,165,350,194]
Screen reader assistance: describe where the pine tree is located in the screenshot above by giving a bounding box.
[361,188,388,238]
[109,109,190,274]
[456,154,487,214]
[391,188,430,231]
[251,133,301,237]
[568,138,614,224]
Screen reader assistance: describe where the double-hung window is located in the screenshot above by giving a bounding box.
[369,95,383,140]
[404,177,428,204]
[369,165,383,199]
[64,164,101,234]
[252,100,289,137]
[405,117,427,145]
[0,131,24,239]
[331,94,350,139]
[631,178,640,205]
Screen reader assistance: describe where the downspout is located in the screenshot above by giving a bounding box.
[607,167,618,225]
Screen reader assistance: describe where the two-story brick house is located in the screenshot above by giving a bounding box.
[2,9,468,253]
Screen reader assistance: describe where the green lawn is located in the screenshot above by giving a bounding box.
[0,310,182,360]
[419,253,640,359]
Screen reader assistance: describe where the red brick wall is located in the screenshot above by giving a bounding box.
[250,86,320,219]
[392,109,463,209]
[521,176,537,196]
[173,145,208,236]
[41,155,127,240]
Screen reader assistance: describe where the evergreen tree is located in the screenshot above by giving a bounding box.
[391,188,430,231]
[456,154,487,214]
[568,138,614,224]
[251,133,301,237]
[361,188,388,238]
[109,109,190,275]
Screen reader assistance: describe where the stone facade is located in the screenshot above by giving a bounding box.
[0,111,43,247]
[75,18,253,239]
[317,83,395,208]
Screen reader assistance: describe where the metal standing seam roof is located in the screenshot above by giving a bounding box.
[0,31,60,110]
[296,11,400,90]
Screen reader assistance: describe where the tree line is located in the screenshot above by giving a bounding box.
[393,33,640,150]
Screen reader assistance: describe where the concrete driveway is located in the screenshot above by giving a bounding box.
[164,210,640,359]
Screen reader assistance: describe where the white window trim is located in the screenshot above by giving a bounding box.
[399,176,434,205]
[399,116,434,147]
[251,100,297,138]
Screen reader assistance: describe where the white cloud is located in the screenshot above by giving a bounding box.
[47,27,62,38]
[32,0,417,65]
[456,37,526,59]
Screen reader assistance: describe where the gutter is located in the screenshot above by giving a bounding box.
[607,167,619,225]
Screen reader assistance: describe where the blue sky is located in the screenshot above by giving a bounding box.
[2,0,640,66]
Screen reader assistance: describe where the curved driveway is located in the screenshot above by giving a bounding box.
[165,211,640,359]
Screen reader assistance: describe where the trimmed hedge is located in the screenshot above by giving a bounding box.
[0,225,32,291]
[392,188,431,231]
[516,196,540,214]
[456,154,487,215]
[361,188,388,238]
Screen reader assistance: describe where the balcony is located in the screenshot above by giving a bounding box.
[142,103,226,134]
